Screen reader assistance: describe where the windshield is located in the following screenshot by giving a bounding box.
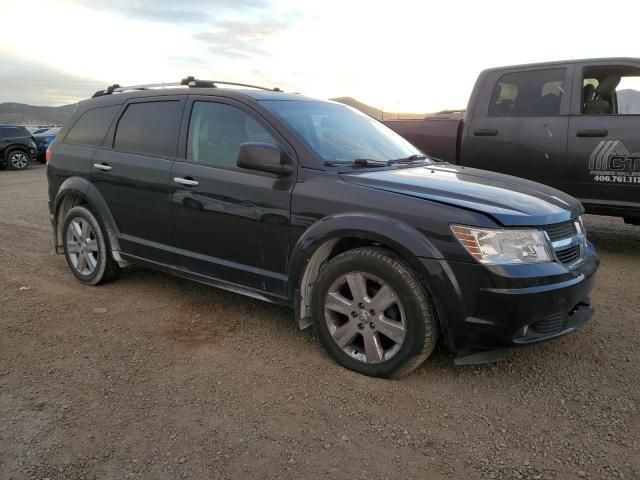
[261,100,427,166]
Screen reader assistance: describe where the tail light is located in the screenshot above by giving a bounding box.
[45,147,52,165]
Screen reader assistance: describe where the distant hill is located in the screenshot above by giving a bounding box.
[330,97,426,120]
[3,90,636,126]
[1,98,425,125]
[0,102,76,125]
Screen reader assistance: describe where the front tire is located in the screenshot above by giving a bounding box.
[7,149,30,170]
[62,206,119,285]
[311,247,438,378]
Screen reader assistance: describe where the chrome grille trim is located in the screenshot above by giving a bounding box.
[544,221,577,242]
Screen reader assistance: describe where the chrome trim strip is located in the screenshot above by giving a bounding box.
[551,234,583,250]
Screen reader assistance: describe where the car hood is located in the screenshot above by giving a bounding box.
[341,164,583,226]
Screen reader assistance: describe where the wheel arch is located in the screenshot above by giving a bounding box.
[289,213,444,330]
[53,176,127,266]
[6,144,31,155]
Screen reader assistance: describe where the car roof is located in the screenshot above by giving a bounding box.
[482,57,640,73]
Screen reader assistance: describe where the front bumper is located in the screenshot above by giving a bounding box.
[420,242,599,354]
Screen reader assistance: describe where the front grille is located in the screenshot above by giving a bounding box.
[541,220,583,267]
[530,313,566,335]
[555,244,581,265]
[543,221,577,242]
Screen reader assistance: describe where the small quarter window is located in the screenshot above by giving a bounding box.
[489,69,566,116]
[65,106,119,146]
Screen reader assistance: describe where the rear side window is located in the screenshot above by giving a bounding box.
[65,106,119,146]
[489,68,566,116]
[114,101,182,157]
[0,126,27,138]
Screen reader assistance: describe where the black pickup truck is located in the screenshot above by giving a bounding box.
[384,58,640,224]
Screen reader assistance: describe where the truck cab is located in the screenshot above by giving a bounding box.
[385,58,640,224]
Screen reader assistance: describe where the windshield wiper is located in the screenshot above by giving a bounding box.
[387,154,430,164]
[324,158,389,168]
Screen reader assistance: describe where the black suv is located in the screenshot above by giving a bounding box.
[46,79,599,377]
[0,125,36,170]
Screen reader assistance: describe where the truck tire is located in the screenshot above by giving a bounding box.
[62,206,120,285]
[311,247,439,378]
[6,149,30,170]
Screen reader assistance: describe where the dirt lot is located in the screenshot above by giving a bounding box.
[0,164,638,480]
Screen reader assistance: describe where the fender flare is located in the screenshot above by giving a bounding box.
[288,212,444,326]
[53,176,124,262]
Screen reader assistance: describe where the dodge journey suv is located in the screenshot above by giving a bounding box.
[46,78,599,377]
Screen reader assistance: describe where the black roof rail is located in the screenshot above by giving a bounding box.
[91,77,282,98]
[180,76,282,92]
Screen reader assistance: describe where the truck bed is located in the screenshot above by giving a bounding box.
[383,112,464,163]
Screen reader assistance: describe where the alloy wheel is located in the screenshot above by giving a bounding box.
[324,271,406,363]
[66,217,99,276]
[10,152,28,169]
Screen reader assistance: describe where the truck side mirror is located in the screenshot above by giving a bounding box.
[237,142,293,176]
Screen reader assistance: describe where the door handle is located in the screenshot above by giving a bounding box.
[93,163,112,172]
[173,177,199,187]
[473,128,498,136]
[576,129,608,137]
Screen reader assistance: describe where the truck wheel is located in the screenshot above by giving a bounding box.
[311,247,438,378]
[7,149,30,170]
[62,206,120,285]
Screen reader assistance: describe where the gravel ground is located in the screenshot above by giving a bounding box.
[1,164,638,480]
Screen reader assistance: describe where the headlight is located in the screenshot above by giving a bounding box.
[451,225,552,265]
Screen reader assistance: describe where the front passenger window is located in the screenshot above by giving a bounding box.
[582,66,640,115]
[187,102,277,168]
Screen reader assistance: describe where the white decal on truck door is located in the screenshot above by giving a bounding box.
[589,141,640,184]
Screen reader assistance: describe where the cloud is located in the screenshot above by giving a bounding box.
[0,53,106,105]
[194,19,289,58]
[61,0,270,24]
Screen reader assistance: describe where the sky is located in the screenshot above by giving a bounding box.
[0,0,639,113]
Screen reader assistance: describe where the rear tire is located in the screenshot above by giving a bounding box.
[62,206,120,285]
[6,149,30,170]
[311,247,438,378]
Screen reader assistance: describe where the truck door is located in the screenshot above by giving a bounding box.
[566,62,640,218]
[463,67,572,190]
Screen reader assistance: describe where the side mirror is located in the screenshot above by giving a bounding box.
[237,142,293,176]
